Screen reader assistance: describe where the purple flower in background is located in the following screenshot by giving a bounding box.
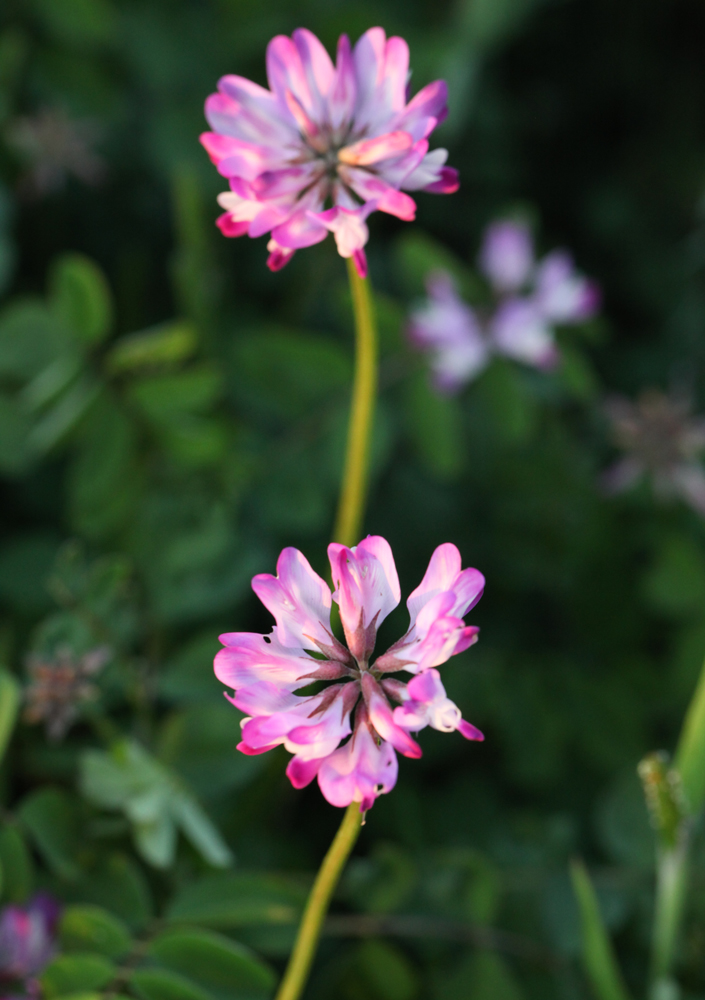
[602,390,705,515]
[478,219,534,293]
[215,537,484,812]
[0,894,60,999]
[201,27,458,276]
[409,219,600,393]
[408,272,489,392]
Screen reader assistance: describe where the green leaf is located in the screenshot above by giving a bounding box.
[0,666,19,765]
[18,787,80,880]
[394,230,478,299]
[59,905,133,959]
[477,359,538,443]
[106,322,197,374]
[356,940,419,1000]
[130,969,211,1000]
[0,392,32,474]
[0,299,65,380]
[67,393,140,540]
[0,824,33,901]
[41,953,116,998]
[80,740,232,870]
[569,860,632,1000]
[167,873,306,928]
[643,535,705,620]
[149,927,275,997]
[28,376,100,454]
[675,656,705,816]
[126,367,222,423]
[65,853,153,930]
[49,254,112,347]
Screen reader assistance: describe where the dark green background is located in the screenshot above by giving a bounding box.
[2,0,705,997]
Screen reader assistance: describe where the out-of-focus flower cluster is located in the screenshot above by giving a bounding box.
[408,219,600,393]
[201,28,458,276]
[215,538,484,812]
[602,390,705,516]
[0,895,59,1000]
[24,646,109,741]
[5,109,105,198]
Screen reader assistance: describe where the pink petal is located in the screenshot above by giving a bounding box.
[407,669,446,703]
[383,36,410,113]
[337,166,416,220]
[362,673,422,758]
[266,34,316,120]
[251,547,333,650]
[353,248,367,278]
[216,212,249,238]
[338,131,413,166]
[317,711,399,809]
[395,79,448,135]
[237,740,280,755]
[286,755,324,788]
[407,543,485,625]
[293,28,335,109]
[328,34,356,130]
[271,208,328,249]
[215,631,317,690]
[267,242,296,271]
[458,719,484,741]
[423,167,460,194]
[217,74,297,143]
[329,536,401,659]
[534,251,600,324]
[313,205,371,259]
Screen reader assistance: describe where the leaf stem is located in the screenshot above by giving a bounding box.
[274,801,363,1000]
[333,259,378,548]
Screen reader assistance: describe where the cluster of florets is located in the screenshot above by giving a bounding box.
[408,219,600,393]
[215,537,484,811]
[201,27,458,277]
[0,894,60,999]
[602,389,705,516]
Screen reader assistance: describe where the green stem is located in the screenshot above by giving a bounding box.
[274,260,378,1000]
[650,835,689,986]
[333,259,378,548]
[274,802,363,1000]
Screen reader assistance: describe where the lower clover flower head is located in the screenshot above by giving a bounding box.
[602,390,705,515]
[0,894,60,999]
[215,537,484,811]
[408,219,600,393]
[201,27,458,277]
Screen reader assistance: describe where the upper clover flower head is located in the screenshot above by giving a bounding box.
[201,28,459,277]
[602,389,705,516]
[0,894,60,998]
[408,218,600,393]
[215,537,484,812]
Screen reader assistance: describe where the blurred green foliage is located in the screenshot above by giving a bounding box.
[2,0,705,998]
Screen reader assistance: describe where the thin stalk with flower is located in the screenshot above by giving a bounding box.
[201,27,475,1000]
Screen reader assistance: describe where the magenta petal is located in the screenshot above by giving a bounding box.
[353,249,367,278]
[286,755,324,789]
[267,245,295,271]
[237,740,280,755]
[216,213,249,238]
[424,166,459,194]
[458,719,484,741]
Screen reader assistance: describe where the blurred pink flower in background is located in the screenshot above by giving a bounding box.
[201,27,458,276]
[409,219,600,392]
[0,894,60,999]
[215,537,484,811]
[602,390,705,515]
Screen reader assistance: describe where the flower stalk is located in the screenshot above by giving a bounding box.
[274,801,362,1000]
[272,261,376,1000]
[333,259,379,548]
